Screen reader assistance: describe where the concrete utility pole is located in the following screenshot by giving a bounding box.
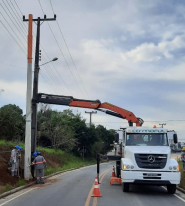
[85,111,97,126]
[159,123,166,128]
[24,14,33,180]
[23,14,56,178]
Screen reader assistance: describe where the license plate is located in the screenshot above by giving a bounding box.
[145,173,158,177]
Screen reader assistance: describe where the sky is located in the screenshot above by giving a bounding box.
[0,0,185,141]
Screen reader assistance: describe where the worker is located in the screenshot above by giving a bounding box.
[127,135,138,145]
[10,145,19,176]
[31,151,46,184]
[181,147,185,172]
[29,152,38,178]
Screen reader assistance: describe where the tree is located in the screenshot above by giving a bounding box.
[37,109,77,151]
[0,104,25,141]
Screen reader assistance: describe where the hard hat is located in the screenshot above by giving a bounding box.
[15,145,19,149]
[33,152,38,157]
[19,146,23,151]
[182,147,185,151]
[37,151,41,155]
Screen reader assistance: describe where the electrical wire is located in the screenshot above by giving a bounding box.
[0,0,74,96]
[0,12,26,52]
[7,0,28,35]
[38,0,85,97]
[10,0,68,95]
[49,0,89,98]
[0,61,25,70]
[40,62,70,95]
[39,72,61,94]
[40,46,73,95]
[0,19,26,55]
[1,0,27,43]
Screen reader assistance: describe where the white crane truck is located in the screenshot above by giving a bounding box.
[36,93,181,194]
[114,127,180,194]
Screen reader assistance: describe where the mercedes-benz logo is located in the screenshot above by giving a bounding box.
[148,155,155,163]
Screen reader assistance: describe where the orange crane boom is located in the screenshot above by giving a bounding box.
[37,93,144,126]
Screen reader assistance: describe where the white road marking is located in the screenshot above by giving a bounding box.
[0,188,36,206]
[174,194,185,203]
[162,186,185,203]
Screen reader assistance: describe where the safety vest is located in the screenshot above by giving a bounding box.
[10,149,18,163]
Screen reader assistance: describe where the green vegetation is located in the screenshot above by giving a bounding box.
[39,146,96,176]
[0,141,96,195]
[0,184,13,193]
[15,179,26,187]
[177,160,185,190]
[0,104,115,158]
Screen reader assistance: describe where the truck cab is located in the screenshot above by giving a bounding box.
[116,127,180,194]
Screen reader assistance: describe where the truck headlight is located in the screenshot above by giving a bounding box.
[123,164,134,170]
[173,166,177,170]
[126,165,130,169]
[169,166,172,170]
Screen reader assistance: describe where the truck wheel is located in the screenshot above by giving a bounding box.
[116,160,120,177]
[122,183,129,192]
[167,184,176,194]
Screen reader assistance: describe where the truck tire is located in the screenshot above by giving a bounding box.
[167,184,176,194]
[122,183,129,192]
[116,160,120,177]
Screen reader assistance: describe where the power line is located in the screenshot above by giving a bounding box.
[39,72,61,94]
[40,48,73,95]
[6,0,28,35]
[0,19,26,54]
[5,0,70,96]
[6,0,79,97]
[49,0,89,98]
[0,61,25,69]
[38,0,85,97]
[1,0,27,42]
[0,11,26,51]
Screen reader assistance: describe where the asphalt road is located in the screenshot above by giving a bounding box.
[0,162,185,206]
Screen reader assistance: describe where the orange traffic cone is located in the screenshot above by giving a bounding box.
[91,177,102,197]
[111,166,116,177]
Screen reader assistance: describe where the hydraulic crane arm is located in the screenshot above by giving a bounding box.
[37,93,144,126]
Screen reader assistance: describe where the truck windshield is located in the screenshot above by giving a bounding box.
[126,133,168,146]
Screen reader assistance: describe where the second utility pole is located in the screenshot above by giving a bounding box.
[85,111,97,126]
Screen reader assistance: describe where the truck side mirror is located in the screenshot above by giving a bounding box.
[115,133,119,143]
[173,134,178,144]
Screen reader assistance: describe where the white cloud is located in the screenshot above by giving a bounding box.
[0,0,185,141]
[122,35,185,62]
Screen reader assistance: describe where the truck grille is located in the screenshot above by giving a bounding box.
[134,154,167,169]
